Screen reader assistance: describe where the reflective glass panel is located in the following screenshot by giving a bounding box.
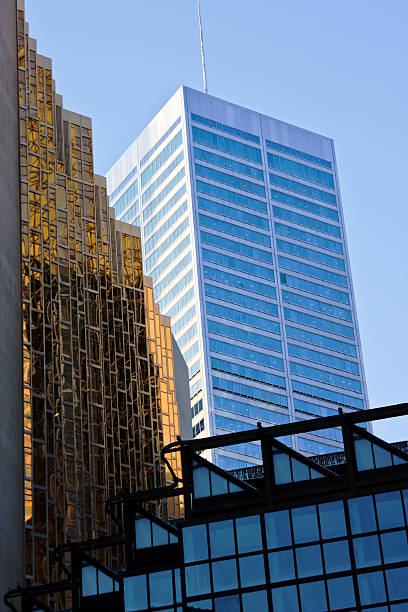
[238,554,265,587]
[353,535,381,568]
[183,525,208,563]
[235,515,262,553]
[209,520,235,559]
[98,570,114,594]
[386,566,408,601]
[354,437,374,470]
[299,580,327,612]
[327,576,356,610]
[318,501,346,539]
[295,544,323,578]
[269,549,295,582]
[185,563,211,597]
[323,540,351,573]
[265,510,292,549]
[193,466,211,498]
[124,575,147,612]
[357,571,386,606]
[375,491,405,530]
[348,496,377,534]
[212,559,238,592]
[214,594,240,611]
[82,565,97,597]
[291,505,319,543]
[135,517,151,549]
[211,471,229,496]
[242,590,268,612]
[272,585,299,611]
[149,570,173,607]
[152,522,170,546]
[381,529,408,563]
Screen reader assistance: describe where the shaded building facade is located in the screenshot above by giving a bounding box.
[7,403,408,611]
[16,4,187,589]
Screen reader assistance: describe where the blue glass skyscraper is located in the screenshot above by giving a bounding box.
[107,86,369,468]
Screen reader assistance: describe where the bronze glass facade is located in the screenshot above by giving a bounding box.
[17,7,184,588]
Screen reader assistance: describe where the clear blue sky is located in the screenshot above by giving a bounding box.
[26,0,408,440]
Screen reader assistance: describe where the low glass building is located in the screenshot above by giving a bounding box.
[6,403,408,612]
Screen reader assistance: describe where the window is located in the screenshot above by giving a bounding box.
[212,558,238,592]
[124,574,147,611]
[286,325,357,356]
[236,515,262,553]
[271,188,338,220]
[265,510,292,549]
[381,530,408,563]
[269,549,295,581]
[375,490,405,530]
[200,213,271,247]
[266,140,332,169]
[192,126,262,163]
[353,535,381,568]
[150,235,190,284]
[183,524,208,563]
[211,356,285,385]
[272,584,299,611]
[207,302,280,334]
[194,147,264,179]
[201,231,273,264]
[209,519,235,558]
[357,571,386,606]
[273,449,324,485]
[202,249,275,282]
[112,179,138,216]
[205,285,277,316]
[208,320,281,352]
[242,590,269,612]
[192,399,203,419]
[145,218,189,271]
[195,163,266,197]
[173,305,196,335]
[277,239,345,270]
[214,395,289,424]
[273,204,340,237]
[204,267,276,297]
[275,221,342,254]
[268,152,335,189]
[293,380,364,410]
[280,271,350,304]
[319,501,346,539]
[177,323,197,349]
[299,580,327,612]
[141,151,184,204]
[191,113,260,143]
[158,270,193,311]
[165,287,194,320]
[143,180,186,232]
[291,505,319,543]
[327,576,355,610]
[213,376,287,408]
[323,540,350,573]
[198,195,268,229]
[185,563,211,597]
[141,130,182,187]
[278,256,347,287]
[270,173,337,205]
[296,544,323,577]
[154,253,192,299]
[196,179,266,212]
[282,289,352,321]
[288,343,359,374]
[144,201,188,255]
[239,554,265,586]
[140,117,181,167]
[149,570,174,608]
[193,419,204,438]
[284,307,354,339]
[348,496,377,534]
[109,166,137,201]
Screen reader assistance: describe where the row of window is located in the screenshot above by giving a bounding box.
[292,380,364,410]
[278,255,348,288]
[286,324,357,357]
[145,218,189,271]
[158,270,193,311]
[271,189,339,221]
[200,231,273,264]
[280,271,350,304]
[195,163,266,197]
[140,116,181,167]
[165,287,194,320]
[207,320,282,353]
[207,301,280,334]
[198,195,269,230]
[190,377,202,398]
[298,436,342,455]
[172,305,196,336]
[209,338,284,372]
[268,153,335,189]
[211,356,285,387]
[109,166,137,202]
[196,179,267,213]
[284,306,355,339]
[141,130,183,187]
[272,204,341,238]
[120,202,139,224]
[225,441,263,459]
[141,151,184,205]
[144,202,187,254]
[194,147,264,180]
[112,179,138,216]
[290,361,362,393]
[203,266,276,298]
[214,394,289,421]
[183,341,199,364]
[189,360,200,379]
[277,239,345,271]
[270,173,337,206]
[143,169,185,222]
[143,183,187,237]
[192,398,203,419]
[213,377,288,408]
[295,422,343,444]
[216,412,288,435]
[199,213,271,247]
[192,126,262,164]
[154,253,192,300]
[282,289,352,321]
[193,419,205,438]
[205,284,278,316]
[218,454,254,471]
[191,113,260,143]
[266,140,332,168]
[275,222,343,255]
[177,324,198,349]
[202,248,275,282]
[288,343,359,375]
[150,235,190,284]
[294,398,337,418]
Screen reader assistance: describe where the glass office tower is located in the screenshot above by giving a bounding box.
[107,86,369,468]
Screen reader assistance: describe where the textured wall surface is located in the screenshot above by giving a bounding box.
[0,0,25,600]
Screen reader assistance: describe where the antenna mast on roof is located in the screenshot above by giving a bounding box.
[197,0,208,94]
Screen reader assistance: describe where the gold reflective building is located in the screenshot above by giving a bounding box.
[17,6,188,587]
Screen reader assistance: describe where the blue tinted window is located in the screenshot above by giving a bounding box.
[202,249,275,283]
[82,565,97,597]
[269,550,295,582]
[288,343,359,374]
[209,520,235,558]
[275,222,342,254]
[192,114,260,143]
[149,570,173,607]
[197,180,266,212]
[183,524,208,563]
[124,575,147,612]
[349,496,377,534]
[296,544,323,578]
[284,307,354,339]
[212,558,238,592]
[214,594,240,611]
[190,600,213,610]
[277,238,345,270]
[208,320,281,352]
[319,501,347,539]
[268,153,334,189]
[271,189,338,220]
[236,515,262,553]
[199,213,270,247]
[388,579,408,612]
[358,571,386,606]
[195,164,266,197]
[272,585,299,611]
[375,491,405,530]
[353,535,381,568]
[265,510,292,549]
[204,267,276,297]
[98,571,114,594]
[270,173,337,205]
[381,529,408,563]
[239,554,265,587]
[327,576,356,610]
[278,255,347,288]
[299,580,327,612]
[242,590,268,611]
[194,147,264,179]
[207,302,280,335]
[291,505,319,544]
[192,126,261,163]
[185,563,211,597]
[292,380,364,411]
[290,361,362,393]
[323,540,351,573]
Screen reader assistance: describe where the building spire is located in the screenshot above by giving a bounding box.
[197,0,208,94]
